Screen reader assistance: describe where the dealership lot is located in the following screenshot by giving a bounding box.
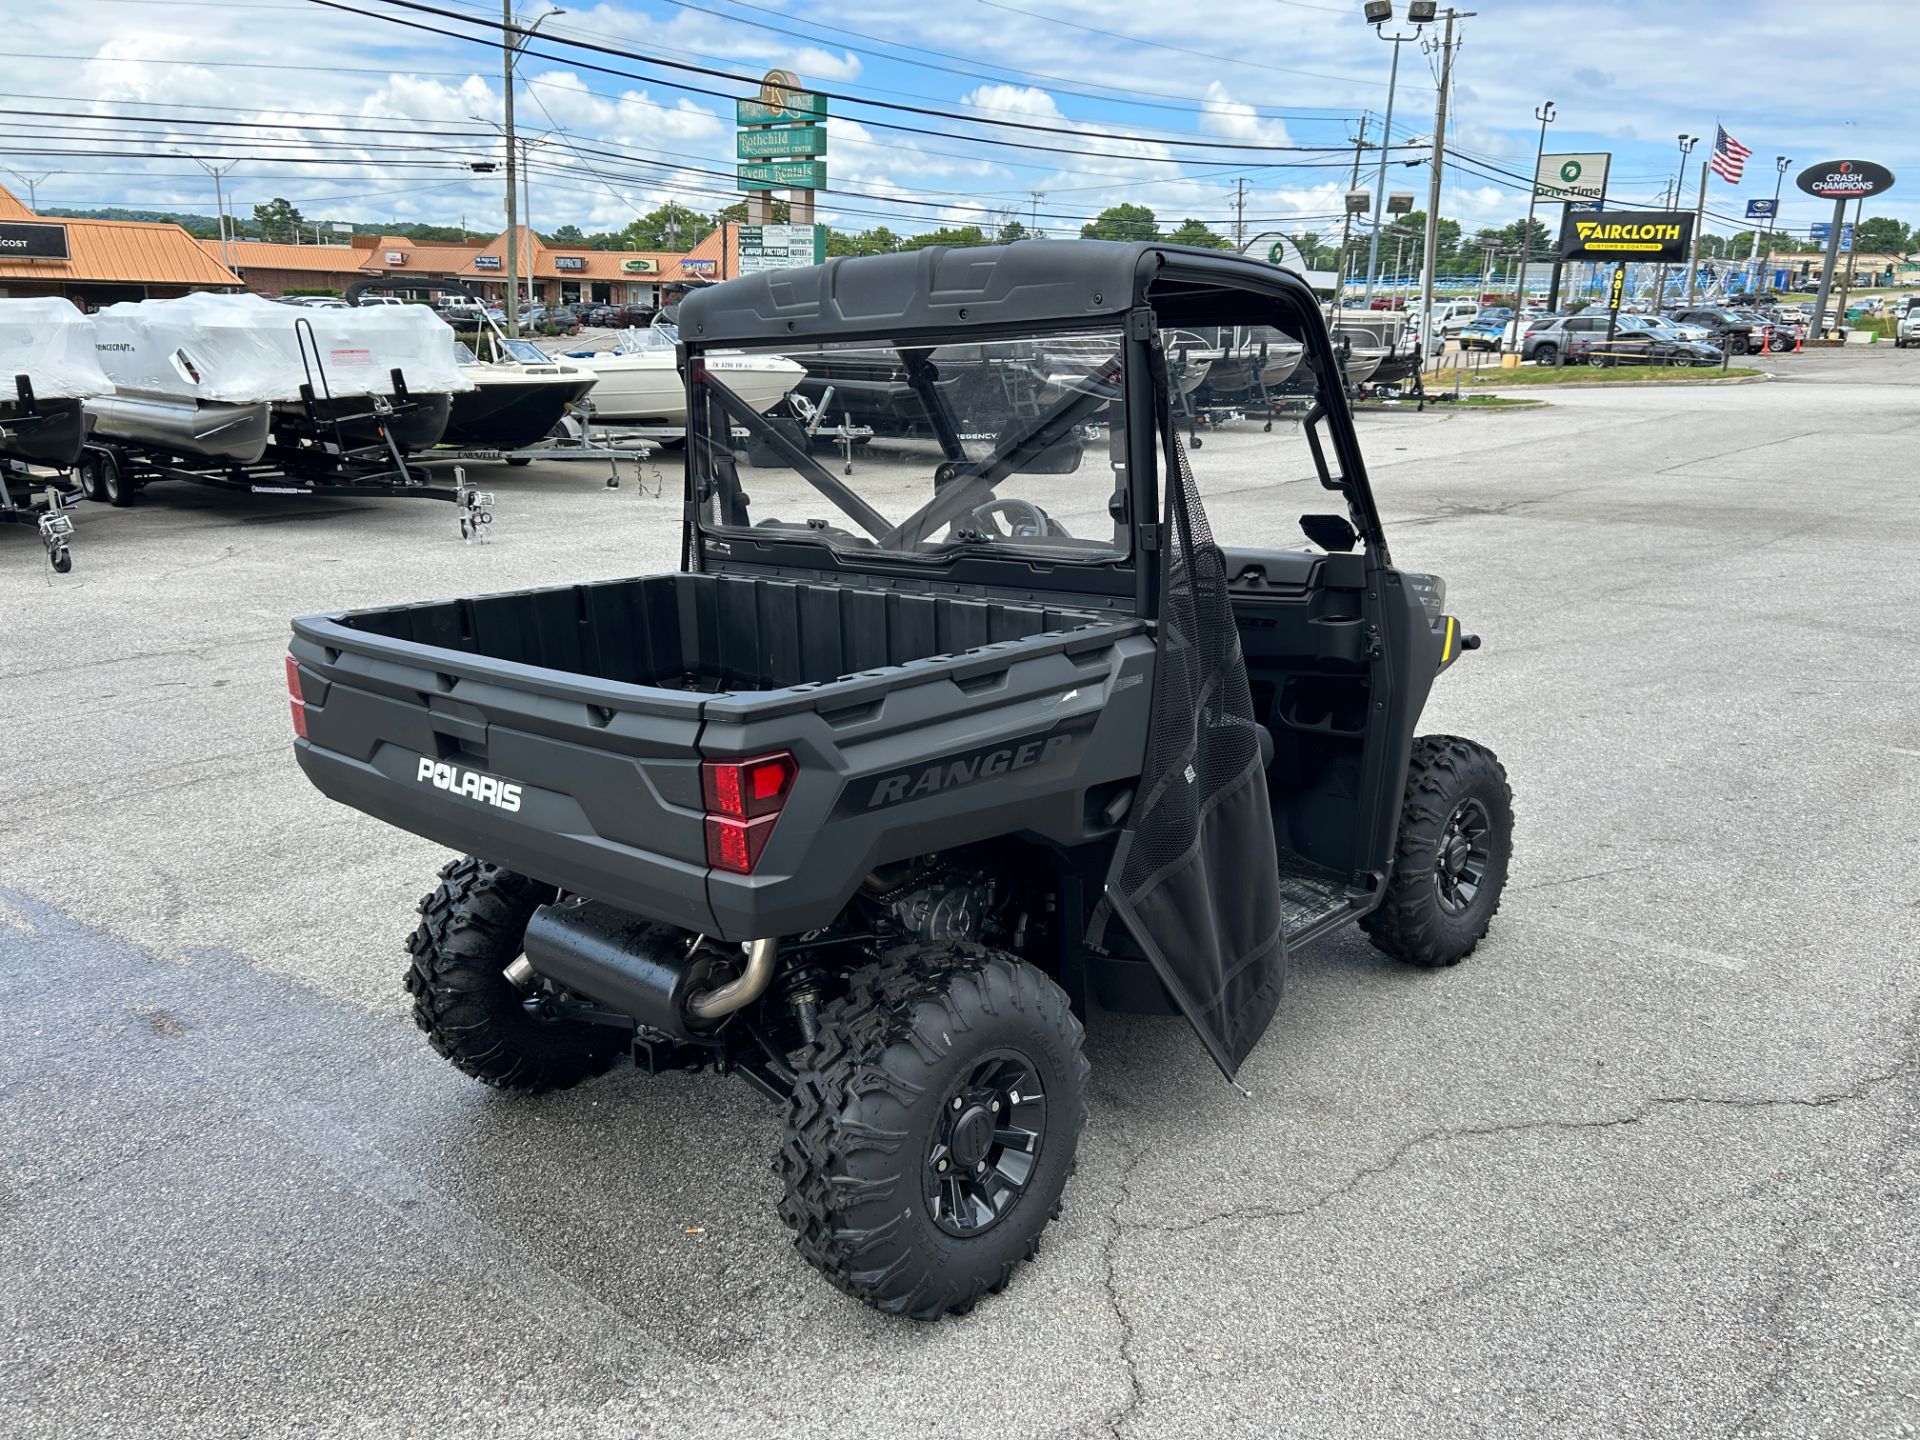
[2,350,1915,1438]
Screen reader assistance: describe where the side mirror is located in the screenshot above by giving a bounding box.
[1300,513,1358,553]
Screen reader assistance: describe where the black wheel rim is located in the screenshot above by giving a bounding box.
[924,1048,1046,1237]
[1434,797,1493,916]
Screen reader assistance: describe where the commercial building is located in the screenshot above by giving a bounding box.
[0,184,241,307]
[1760,250,1920,289]
[208,224,736,306]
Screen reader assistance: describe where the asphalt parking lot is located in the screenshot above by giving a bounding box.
[3,347,1916,1439]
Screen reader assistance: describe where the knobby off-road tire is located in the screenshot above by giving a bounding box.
[777,944,1090,1320]
[405,855,624,1093]
[1361,735,1513,968]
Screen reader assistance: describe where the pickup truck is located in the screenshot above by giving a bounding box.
[289,241,1512,1320]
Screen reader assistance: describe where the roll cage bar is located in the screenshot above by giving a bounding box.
[678,241,1393,605]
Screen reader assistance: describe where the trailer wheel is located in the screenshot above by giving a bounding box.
[1361,735,1513,968]
[777,944,1088,1320]
[98,451,135,507]
[405,855,626,1093]
[505,457,532,467]
[78,452,106,503]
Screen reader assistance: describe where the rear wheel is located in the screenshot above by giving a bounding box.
[99,451,135,507]
[1533,343,1558,367]
[777,944,1088,1320]
[78,452,106,503]
[1361,735,1513,968]
[405,855,626,1093]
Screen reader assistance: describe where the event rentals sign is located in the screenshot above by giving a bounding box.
[739,160,828,191]
[1557,210,1693,262]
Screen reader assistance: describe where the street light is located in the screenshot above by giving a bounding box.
[192,157,240,272]
[1651,133,1698,310]
[497,3,566,336]
[1360,2,1432,312]
[1758,154,1790,294]
[1508,100,1555,350]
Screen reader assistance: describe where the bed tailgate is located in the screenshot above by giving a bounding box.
[287,617,718,933]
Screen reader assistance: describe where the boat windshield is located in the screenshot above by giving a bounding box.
[498,338,551,365]
[613,321,679,356]
[688,326,1130,564]
[453,339,479,365]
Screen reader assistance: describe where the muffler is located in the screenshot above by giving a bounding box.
[521,899,776,1039]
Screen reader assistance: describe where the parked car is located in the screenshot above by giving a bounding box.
[1524,314,1652,366]
[1669,308,1755,354]
[1897,306,1920,348]
[1624,316,1725,365]
[581,304,625,328]
[1456,309,1514,351]
[355,295,409,308]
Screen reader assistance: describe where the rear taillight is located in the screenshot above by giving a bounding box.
[702,752,796,874]
[285,653,307,739]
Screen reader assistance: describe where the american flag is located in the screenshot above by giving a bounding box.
[1711,124,1752,184]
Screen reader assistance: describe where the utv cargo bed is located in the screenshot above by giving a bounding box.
[291,571,1153,938]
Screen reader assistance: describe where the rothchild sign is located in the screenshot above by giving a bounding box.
[1557,210,1694,262]
[0,222,70,260]
[1796,160,1895,200]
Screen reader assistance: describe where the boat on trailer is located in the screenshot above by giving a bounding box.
[79,292,474,508]
[0,297,112,571]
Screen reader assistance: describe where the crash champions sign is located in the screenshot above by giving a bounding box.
[1557,210,1694,262]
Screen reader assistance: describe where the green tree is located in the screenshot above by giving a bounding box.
[546,224,586,246]
[1394,211,1462,268]
[996,217,1030,244]
[1165,218,1231,250]
[618,204,714,251]
[898,225,990,250]
[1080,203,1157,242]
[1855,215,1911,254]
[251,197,304,244]
[715,199,791,225]
[826,226,904,257]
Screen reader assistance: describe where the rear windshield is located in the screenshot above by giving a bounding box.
[687,327,1132,564]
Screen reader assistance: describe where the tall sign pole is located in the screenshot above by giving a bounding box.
[1799,160,1896,337]
[1684,159,1710,303]
[1510,100,1555,348]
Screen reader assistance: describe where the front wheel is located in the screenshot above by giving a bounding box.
[1533,343,1558,367]
[777,945,1089,1320]
[405,856,627,1092]
[1361,735,1513,968]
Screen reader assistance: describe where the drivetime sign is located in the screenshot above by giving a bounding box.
[0,222,70,260]
[1535,153,1610,203]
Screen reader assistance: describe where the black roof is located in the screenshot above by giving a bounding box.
[678,239,1318,347]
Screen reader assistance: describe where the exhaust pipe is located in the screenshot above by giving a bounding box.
[520,898,778,1038]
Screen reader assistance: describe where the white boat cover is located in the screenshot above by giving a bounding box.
[91,292,472,404]
[0,297,114,402]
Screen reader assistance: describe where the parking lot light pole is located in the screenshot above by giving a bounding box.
[1652,134,1697,312]
[1510,100,1554,353]
[1758,156,1789,295]
[1360,2,1433,313]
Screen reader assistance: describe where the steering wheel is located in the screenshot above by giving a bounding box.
[966,499,1073,541]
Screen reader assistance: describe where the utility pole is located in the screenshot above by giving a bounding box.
[1335,113,1370,318]
[192,157,239,272]
[6,170,52,211]
[1511,100,1554,352]
[1684,158,1710,303]
[1029,190,1044,236]
[1234,178,1247,251]
[1416,8,1469,351]
[501,0,520,335]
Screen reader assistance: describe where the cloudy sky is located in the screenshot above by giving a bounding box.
[6,0,1912,248]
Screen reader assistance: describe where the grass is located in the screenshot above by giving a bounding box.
[1447,364,1765,387]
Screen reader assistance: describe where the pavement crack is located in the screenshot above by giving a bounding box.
[1143,1067,1913,1239]
[1097,1136,1148,1440]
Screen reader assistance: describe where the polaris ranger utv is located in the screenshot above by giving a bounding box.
[288,241,1511,1319]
